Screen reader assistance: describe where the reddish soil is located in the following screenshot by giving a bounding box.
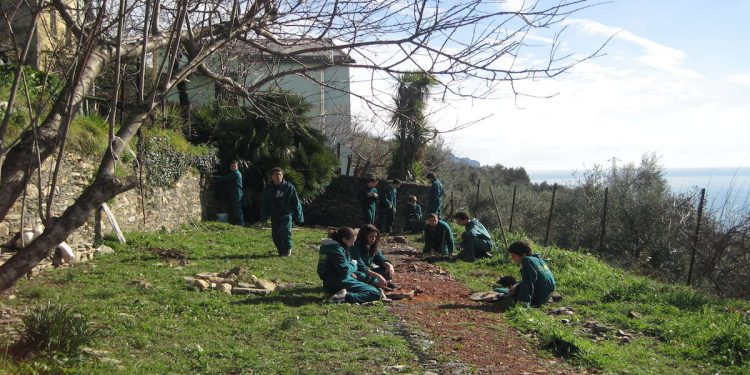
[381,239,583,375]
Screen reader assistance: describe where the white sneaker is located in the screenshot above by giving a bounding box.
[328,289,347,303]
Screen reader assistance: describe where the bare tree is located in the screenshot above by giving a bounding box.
[0,0,603,291]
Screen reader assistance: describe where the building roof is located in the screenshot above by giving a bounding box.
[227,38,356,64]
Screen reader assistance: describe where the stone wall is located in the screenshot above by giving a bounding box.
[303,175,432,230]
[0,152,203,255]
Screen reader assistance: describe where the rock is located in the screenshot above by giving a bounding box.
[627,310,642,319]
[99,357,121,366]
[232,287,271,296]
[254,278,278,292]
[592,325,609,334]
[209,276,236,285]
[95,245,115,255]
[214,283,233,294]
[383,364,406,372]
[235,282,253,288]
[195,272,216,280]
[386,290,415,300]
[392,236,407,244]
[619,336,631,344]
[7,295,15,300]
[551,306,574,315]
[0,222,9,237]
[132,280,152,290]
[218,266,245,278]
[560,319,571,324]
[469,291,501,302]
[192,279,210,290]
[550,291,563,302]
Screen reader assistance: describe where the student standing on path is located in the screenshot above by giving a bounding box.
[378,179,401,234]
[423,213,455,256]
[349,224,396,289]
[260,167,304,256]
[317,227,382,304]
[507,241,556,307]
[426,172,444,217]
[358,176,379,225]
[213,160,244,226]
[454,211,494,262]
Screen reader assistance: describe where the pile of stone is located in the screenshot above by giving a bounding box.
[184,266,279,296]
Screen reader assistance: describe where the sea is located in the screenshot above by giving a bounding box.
[528,167,750,214]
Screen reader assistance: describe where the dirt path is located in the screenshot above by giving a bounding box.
[380,239,581,375]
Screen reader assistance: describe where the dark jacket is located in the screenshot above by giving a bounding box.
[516,254,556,307]
[317,239,357,284]
[260,180,304,222]
[423,220,455,253]
[349,241,388,272]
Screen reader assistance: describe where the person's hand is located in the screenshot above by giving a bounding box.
[374,273,387,288]
[384,263,395,278]
[352,273,358,280]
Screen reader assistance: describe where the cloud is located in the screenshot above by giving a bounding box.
[500,0,527,12]
[565,18,703,80]
[728,74,750,85]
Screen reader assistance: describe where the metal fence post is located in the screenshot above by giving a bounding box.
[509,185,516,232]
[597,186,609,251]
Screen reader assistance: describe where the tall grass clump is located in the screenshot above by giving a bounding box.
[11,304,99,359]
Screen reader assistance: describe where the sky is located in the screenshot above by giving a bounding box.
[349,0,750,171]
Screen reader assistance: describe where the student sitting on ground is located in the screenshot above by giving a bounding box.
[454,211,494,262]
[349,224,397,289]
[403,195,423,233]
[506,241,556,307]
[317,227,382,303]
[423,213,455,256]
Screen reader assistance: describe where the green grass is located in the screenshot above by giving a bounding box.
[439,232,750,374]
[1,223,417,374]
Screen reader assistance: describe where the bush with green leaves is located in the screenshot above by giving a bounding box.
[140,129,217,187]
[191,91,337,202]
[11,304,99,359]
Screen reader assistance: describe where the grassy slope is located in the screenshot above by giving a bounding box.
[440,232,750,375]
[1,223,416,374]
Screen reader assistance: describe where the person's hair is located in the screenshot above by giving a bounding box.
[426,172,436,179]
[328,227,355,245]
[365,176,376,183]
[454,211,470,221]
[408,195,417,202]
[355,224,380,256]
[230,160,239,165]
[498,275,517,287]
[270,167,284,174]
[508,241,532,256]
[426,213,439,221]
[391,179,401,185]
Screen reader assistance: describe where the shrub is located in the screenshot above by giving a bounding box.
[11,304,99,359]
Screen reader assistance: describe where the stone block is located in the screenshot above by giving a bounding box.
[232,287,271,296]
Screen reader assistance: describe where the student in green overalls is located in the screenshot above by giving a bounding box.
[506,241,556,307]
[454,211,494,262]
[349,224,397,289]
[317,227,382,304]
[403,195,423,233]
[426,172,444,217]
[260,167,304,257]
[423,213,454,256]
[378,179,401,234]
[213,160,244,226]
[358,176,379,225]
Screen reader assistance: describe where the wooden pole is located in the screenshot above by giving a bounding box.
[345,154,352,176]
[509,185,516,232]
[597,186,609,251]
[686,188,706,286]
[543,183,557,247]
[488,185,509,250]
[474,178,481,216]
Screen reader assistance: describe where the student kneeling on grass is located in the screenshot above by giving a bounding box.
[423,213,455,256]
[454,211,494,262]
[504,241,556,308]
[317,227,381,304]
[349,224,397,289]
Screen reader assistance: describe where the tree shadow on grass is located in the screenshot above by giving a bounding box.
[438,302,507,313]
[231,286,326,307]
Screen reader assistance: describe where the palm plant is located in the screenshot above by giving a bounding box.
[388,72,438,180]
